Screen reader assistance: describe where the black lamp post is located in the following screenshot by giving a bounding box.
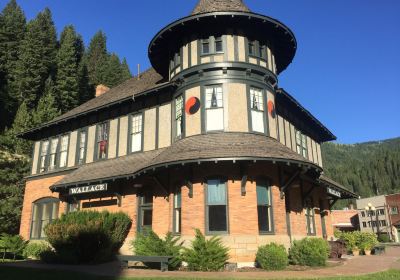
[365,203,376,233]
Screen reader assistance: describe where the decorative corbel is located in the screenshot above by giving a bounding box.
[280,169,301,199]
[240,163,248,196]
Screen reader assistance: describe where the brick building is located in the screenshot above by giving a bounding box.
[19,0,356,266]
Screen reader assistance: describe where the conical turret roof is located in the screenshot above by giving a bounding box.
[192,0,250,15]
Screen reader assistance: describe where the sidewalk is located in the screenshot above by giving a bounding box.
[1,246,400,279]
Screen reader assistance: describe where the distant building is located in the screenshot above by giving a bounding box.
[331,209,359,232]
[357,194,400,242]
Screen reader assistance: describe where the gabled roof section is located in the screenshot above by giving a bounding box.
[319,175,358,199]
[192,0,250,15]
[20,68,169,140]
[276,88,336,142]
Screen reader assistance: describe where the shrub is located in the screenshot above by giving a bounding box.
[289,238,330,267]
[0,234,28,260]
[44,210,131,264]
[378,233,391,243]
[131,230,183,270]
[182,229,229,271]
[339,231,359,251]
[23,241,51,259]
[256,243,288,270]
[358,232,378,251]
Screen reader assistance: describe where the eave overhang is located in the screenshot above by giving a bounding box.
[148,11,297,78]
[318,175,358,199]
[276,88,337,142]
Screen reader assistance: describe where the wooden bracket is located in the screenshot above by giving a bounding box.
[153,176,169,201]
[302,186,315,205]
[329,198,339,209]
[280,170,301,199]
[186,180,193,198]
[240,163,248,196]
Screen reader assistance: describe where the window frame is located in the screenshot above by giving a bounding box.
[137,193,153,233]
[305,199,316,236]
[38,139,50,173]
[248,86,267,134]
[390,206,399,215]
[58,134,69,169]
[173,187,182,235]
[295,130,308,159]
[128,113,144,154]
[204,84,224,132]
[174,95,184,140]
[201,38,210,55]
[30,197,60,240]
[256,178,274,234]
[214,36,223,53]
[76,127,88,165]
[205,178,229,235]
[95,121,110,161]
[48,137,59,171]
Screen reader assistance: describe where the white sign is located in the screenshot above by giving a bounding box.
[69,183,108,195]
[327,187,341,198]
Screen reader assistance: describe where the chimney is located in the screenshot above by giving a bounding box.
[96,84,110,97]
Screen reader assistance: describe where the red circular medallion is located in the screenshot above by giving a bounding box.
[185,97,200,115]
[268,101,276,118]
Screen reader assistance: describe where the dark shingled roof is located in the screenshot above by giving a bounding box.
[51,132,319,188]
[192,0,250,15]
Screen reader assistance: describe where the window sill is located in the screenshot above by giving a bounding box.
[259,231,275,235]
[205,232,229,236]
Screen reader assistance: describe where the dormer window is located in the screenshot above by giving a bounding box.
[201,39,210,54]
[96,122,108,160]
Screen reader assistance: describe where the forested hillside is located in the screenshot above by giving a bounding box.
[0,0,132,234]
[322,138,400,199]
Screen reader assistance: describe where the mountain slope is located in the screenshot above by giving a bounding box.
[322,137,400,199]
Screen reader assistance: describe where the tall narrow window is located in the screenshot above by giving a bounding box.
[215,36,223,53]
[250,87,265,133]
[30,198,59,239]
[138,194,153,233]
[259,44,265,59]
[205,85,224,131]
[296,130,308,158]
[39,140,49,173]
[174,52,181,67]
[248,40,255,56]
[202,39,210,54]
[96,122,108,160]
[257,180,273,233]
[59,135,69,168]
[48,138,59,171]
[77,130,87,165]
[206,179,228,233]
[173,189,182,234]
[305,199,316,235]
[130,114,143,152]
[175,95,183,139]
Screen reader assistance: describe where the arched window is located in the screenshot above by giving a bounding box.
[30,197,59,239]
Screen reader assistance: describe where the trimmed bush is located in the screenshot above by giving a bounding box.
[131,230,183,270]
[44,210,131,264]
[378,233,391,243]
[256,243,288,271]
[358,232,378,252]
[183,229,229,271]
[289,238,330,267]
[23,241,51,259]
[0,234,27,260]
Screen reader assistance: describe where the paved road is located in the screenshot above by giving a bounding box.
[1,246,399,279]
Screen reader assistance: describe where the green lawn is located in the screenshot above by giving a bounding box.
[0,267,399,280]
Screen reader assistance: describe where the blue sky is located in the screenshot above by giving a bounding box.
[2,0,399,144]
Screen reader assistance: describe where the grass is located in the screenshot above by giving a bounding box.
[0,267,400,280]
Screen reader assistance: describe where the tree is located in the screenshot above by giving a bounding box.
[9,102,33,155]
[33,77,61,125]
[54,25,81,112]
[102,53,123,87]
[77,58,94,104]
[86,30,108,86]
[12,8,56,109]
[121,58,132,81]
[0,0,26,129]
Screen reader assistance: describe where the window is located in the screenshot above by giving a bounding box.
[138,194,153,232]
[206,179,228,233]
[367,210,375,217]
[248,40,255,56]
[173,189,182,234]
[96,122,108,160]
[361,211,365,217]
[390,206,398,215]
[48,138,59,171]
[259,45,266,59]
[368,221,371,227]
[202,39,210,54]
[30,198,59,239]
[39,140,49,173]
[175,52,181,67]
[250,87,265,133]
[67,201,80,213]
[296,130,308,158]
[380,220,387,227]
[305,199,316,235]
[130,114,143,152]
[77,129,87,165]
[59,135,69,168]
[205,85,224,131]
[215,36,223,53]
[175,96,183,139]
[378,209,385,215]
[256,180,273,233]
[362,222,367,228]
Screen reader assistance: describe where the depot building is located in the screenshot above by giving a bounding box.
[19,0,357,266]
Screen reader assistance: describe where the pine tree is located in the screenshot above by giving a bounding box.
[33,77,61,125]
[102,53,123,87]
[54,25,81,112]
[86,30,108,86]
[12,8,57,109]
[9,102,33,155]
[121,58,132,81]
[77,58,94,104]
[0,0,26,129]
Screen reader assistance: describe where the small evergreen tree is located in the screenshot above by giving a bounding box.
[86,30,108,86]
[9,102,33,155]
[77,58,94,104]
[33,77,61,125]
[121,58,132,81]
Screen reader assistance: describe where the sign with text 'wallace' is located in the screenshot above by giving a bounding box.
[69,183,108,195]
